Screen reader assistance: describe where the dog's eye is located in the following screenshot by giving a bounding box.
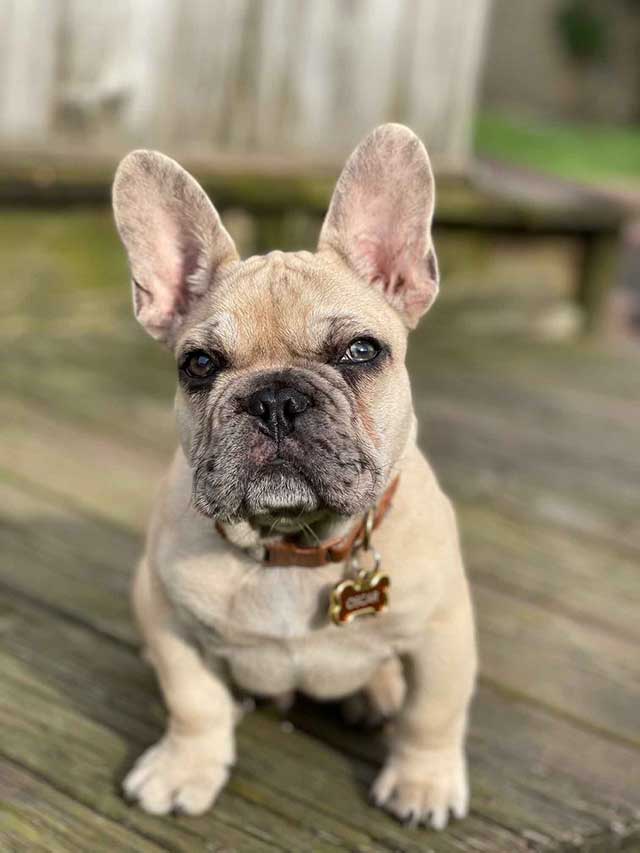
[340,338,380,364]
[181,350,219,380]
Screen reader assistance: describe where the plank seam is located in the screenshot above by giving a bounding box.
[479,675,640,753]
[0,577,138,651]
[0,753,181,853]
[0,743,289,853]
[0,464,142,538]
[462,493,640,562]
[555,824,640,853]
[471,571,640,646]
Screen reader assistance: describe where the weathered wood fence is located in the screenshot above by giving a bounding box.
[0,0,490,169]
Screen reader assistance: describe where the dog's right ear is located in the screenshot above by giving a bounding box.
[112,151,238,345]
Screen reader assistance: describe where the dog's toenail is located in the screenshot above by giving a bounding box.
[402,809,418,827]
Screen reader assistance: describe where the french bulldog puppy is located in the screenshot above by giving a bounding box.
[112,124,476,830]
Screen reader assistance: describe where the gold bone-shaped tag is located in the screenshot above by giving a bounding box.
[330,571,390,626]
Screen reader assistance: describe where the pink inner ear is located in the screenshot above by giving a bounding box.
[366,238,409,293]
[348,187,423,286]
[353,230,437,328]
[137,207,188,333]
[353,226,416,295]
[318,125,439,327]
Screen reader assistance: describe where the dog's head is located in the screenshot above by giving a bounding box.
[113,124,439,528]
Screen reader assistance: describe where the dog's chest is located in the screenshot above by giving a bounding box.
[219,626,392,699]
[176,564,398,698]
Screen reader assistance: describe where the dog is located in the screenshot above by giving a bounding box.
[112,123,477,830]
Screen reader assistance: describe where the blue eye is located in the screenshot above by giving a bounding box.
[340,338,380,364]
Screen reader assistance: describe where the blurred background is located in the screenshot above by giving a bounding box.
[2,0,640,339]
[1,3,639,852]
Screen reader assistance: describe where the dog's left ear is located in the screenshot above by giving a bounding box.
[318,123,439,328]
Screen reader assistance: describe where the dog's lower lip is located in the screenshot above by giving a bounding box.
[252,506,327,532]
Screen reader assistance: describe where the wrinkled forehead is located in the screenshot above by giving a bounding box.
[178,251,402,364]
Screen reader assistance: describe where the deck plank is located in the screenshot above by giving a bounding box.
[421,402,640,555]
[461,502,640,643]
[1,589,633,853]
[0,595,528,853]
[0,758,169,853]
[0,397,163,531]
[1,209,640,850]
[475,584,640,746]
[0,656,355,853]
[1,484,639,849]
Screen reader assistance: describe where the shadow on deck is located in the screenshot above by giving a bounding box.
[0,209,639,853]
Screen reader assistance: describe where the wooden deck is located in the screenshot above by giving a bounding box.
[1,210,640,852]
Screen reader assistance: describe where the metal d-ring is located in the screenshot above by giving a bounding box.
[362,507,375,551]
[348,507,377,579]
[349,547,381,581]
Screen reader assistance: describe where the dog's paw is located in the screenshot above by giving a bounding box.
[343,657,405,728]
[370,747,468,830]
[123,734,230,816]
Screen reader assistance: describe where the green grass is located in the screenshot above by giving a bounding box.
[474,112,640,186]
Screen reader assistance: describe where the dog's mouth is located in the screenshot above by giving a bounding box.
[221,461,341,537]
[250,506,328,535]
[192,454,325,522]
[242,462,320,519]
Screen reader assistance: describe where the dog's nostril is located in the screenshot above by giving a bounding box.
[247,386,310,438]
[252,399,268,420]
[248,388,277,424]
[283,390,309,418]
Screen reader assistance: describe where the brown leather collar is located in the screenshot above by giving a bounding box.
[215,476,399,568]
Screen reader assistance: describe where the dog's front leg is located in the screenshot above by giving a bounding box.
[372,583,477,829]
[123,560,235,816]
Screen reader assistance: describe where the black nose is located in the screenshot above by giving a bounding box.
[247,386,310,439]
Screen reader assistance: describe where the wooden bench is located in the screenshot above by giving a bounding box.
[0,150,631,333]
